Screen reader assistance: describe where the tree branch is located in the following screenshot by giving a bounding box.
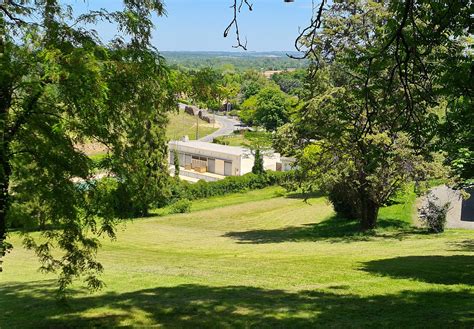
[224,0,253,50]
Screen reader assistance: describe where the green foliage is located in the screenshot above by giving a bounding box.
[239,86,296,131]
[239,70,269,101]
[166,172,288,204]
[327,182,359,220]
[163,51,308,71]
[173,149,180,177]
[239,96,258,126]
[92,178,147,219]
[213,137,230,145]
[287,0,462,229]
[189,67,223,109]
[252,149,265,175]
[169,199,191,214]
[253,87,295,131]
[440,96,474,181]
[0,1,174,291]
[419,195,449,233]
[271,69,307,97]
[273,123,301,157]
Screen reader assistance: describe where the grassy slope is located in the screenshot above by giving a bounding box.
[1,187,473,328]
[84,110,218,160]
[166,110,218,141]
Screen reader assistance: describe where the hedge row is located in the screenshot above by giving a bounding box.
[167,171,289,204]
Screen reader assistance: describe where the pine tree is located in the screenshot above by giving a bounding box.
[252,149,265,175]
[173,149,180,178]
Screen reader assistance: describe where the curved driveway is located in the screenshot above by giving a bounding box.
[199,113,241,142]
[177,103,244,142]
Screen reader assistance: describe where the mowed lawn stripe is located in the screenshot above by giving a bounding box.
[1,187,473,328]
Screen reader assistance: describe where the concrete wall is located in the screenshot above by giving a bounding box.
[421,185,474,230]
[263,153,281,171]
[240,156,254,175]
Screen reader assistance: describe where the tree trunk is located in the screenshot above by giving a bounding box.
[360,195,379,230]
[0,173,9,271]
[0,30,12,271]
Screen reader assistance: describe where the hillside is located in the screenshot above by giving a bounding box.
[2,187,473,328]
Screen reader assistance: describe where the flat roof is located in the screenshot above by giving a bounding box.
[169,140,249,156]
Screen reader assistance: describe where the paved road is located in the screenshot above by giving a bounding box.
[199,113,241,142]
[178,103,243,142]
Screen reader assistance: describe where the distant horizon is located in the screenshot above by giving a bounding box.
[71,0,315,52]
[160,50,302,54]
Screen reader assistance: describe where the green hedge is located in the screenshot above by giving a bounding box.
[167,171,289,204]
[91,172,290,219]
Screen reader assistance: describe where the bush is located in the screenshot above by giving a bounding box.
[419,194,449,233]
[169,199,191,214]
[228,110,240,117]
[214,137,230,145]
[161,171,289,207]
[93,178,148,219]
[327,182,359,220]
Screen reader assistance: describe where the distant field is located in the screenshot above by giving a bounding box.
[2,186,473,327]
[166,110,218,141]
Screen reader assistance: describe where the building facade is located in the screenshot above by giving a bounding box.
[169,140,290,182]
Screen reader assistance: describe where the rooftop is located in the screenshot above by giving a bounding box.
[169,140,250,156]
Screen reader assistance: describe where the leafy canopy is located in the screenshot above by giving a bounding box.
[0,0,175,292]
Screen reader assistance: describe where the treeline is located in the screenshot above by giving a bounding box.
[163,51,308,71]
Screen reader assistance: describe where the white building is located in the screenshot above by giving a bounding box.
[168,140,282,182]
[280,156,297,172]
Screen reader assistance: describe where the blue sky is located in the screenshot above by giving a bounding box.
[71,0,315,51]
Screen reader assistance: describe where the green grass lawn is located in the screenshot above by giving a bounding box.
[1,187,473,328]
[167,110,218,141]
[214,131,272,147]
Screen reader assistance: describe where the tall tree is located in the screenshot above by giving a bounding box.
[0,1,175,291]
[290,1,455,229]
[190,67,223,110]
[253,86,295,132]
[294,0,472,183]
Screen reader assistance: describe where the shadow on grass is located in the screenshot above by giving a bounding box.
[361,255,474,286]
[448,240,474,252]
[1,280,473,328]
[284,190,325,200]
[224,215,426,244]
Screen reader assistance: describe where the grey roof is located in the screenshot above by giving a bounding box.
[169,140,249,156]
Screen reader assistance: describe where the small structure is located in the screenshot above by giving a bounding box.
[420,185,474,230]
[184,105,199,116]
[184,105,215,124]
[168,140,281,181]
[221,102,232,112]
[198,110,215,124]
